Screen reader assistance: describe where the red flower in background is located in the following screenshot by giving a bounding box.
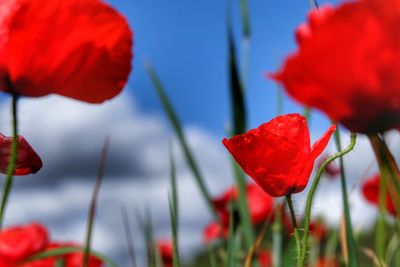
[0,0,132,103]
[0,134,42,175]
[362,174,396,215]
[223,114,336,197]
[258,250,272,267]
[309,219,328,241]
[0,223,102,267]
[316,257,339,267]
[203,183,274,243]
[0,223,48,264]
[272,0,400,133]
[157,240,173,267]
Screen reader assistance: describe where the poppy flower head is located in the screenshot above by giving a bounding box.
[157,240,173,267]
[316,257,340,267]
[0,223,48,263]
[0,0,133,103]
[0,134,42,175]
[362,174,396,215]
[271,0,400,133]
[223,114,336,197]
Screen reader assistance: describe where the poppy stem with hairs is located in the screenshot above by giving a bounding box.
[0,94,19,229]
[299,132,357,267]
[286,194,301,267]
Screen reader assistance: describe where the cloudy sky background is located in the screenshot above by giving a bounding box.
[0,0,396,266]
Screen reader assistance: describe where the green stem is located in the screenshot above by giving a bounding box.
[334,129,359,267]
[272,206,282,267]
[286,195,301,267]
[299,132,357,266]
[0,94,19,229]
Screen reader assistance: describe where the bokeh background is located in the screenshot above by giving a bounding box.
[0,0,396,265]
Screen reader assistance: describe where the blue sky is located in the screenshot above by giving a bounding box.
[109,0,339,137]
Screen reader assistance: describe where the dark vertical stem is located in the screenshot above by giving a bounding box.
[83,137,110,267]
[0,94,18,229]
[121,205,137,267]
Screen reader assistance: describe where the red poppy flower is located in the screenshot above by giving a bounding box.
[258,250,272,267]
[316,257,339,267]
[0,134,42,175]
[362,174,396,215]
[271,0,400,133]
[0,0,132,103]
[309,219,328,241]
[203,222,228,243]
[222,114,336,197]
[62,243,102,267]
[157,240,173,267]
[203,183,274,243]
[0,223,48,263]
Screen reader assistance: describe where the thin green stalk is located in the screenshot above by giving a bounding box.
[0,94,18,229]
[333,129,359,267]
[272,206,282,267]
[286,195,301,267]
[145,62,218,221]
[376,169,387,260]
[83,137,110,267]
[299,132,357,266]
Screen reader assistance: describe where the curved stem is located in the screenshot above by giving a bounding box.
[299,132,357,266]
[0,94,18,229]
[286,195,301,267]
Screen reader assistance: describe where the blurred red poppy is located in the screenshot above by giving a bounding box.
[309,219,328,241]
[0,0,132,103]
[271,0,400,133]
[0,134,42,175]
[203,183,274,243]
[203,222,228,243]
[20,242,103,267]
[0,223,48,264]
[362,174,396,215]
[223,114,336,197]
[258,250,272,267]
[157,240,173,267]
[316,257,339,267]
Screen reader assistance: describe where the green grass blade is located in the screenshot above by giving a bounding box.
[226,3,255,250]
[170,144,178,226]
[226,203,235,267]
[121,205,137,267]
[239,0,250,39]
[145,62,217,221]
[55,259,65,267]
[169,148,180,267]
[25,247,118,267]
[83,136,110,267]
[169,196,181,267]
[333,129,359,266]
[135,208,157,267]
[208,247,218,267]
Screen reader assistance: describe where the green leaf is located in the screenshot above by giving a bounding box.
[145,61,217,221]
[25,247,118,267]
